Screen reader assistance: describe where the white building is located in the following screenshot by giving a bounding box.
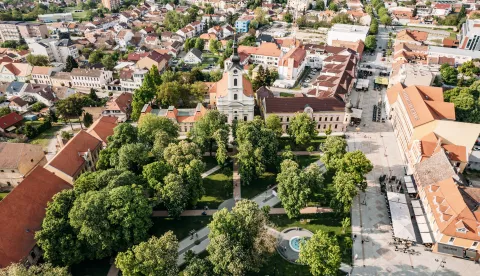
[183,48,203,64]
[38,13,73,23]
[277,47,307,82]
[459,19,480,51]
[28,39,79,63]
[119,68,147,92]
[428,46,480,66]
[209,43,255,123]
[71,68,113,89]
[327,24,369,45]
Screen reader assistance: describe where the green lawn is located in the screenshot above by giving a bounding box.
[270,213,352,264]
[279,136,328,151]
[0,192,9,201]
[29,125,63,150]
[242,172,276,199]
[252,253,311,276]
[197,166,233,209]
[150,216,212,241]
[279,92,295,97]
[70,257,111,276]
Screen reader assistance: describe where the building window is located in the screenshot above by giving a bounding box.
[280,117,283,122]
[472,242,479,248]
[330,117,333,121]
[334,124,337,129]
[244,116,247,121]
[323,125,326,129]
[234,94,238,100]
[286,117,289,122]
[319,117,322,122]
[448,237,455,244]
[234,78,238,86]
[336,117,339,121]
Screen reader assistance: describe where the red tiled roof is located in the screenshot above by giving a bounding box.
[0,112,23,130]
[0,166,72,267]
[47,130,102,177]
[87,116,118,145]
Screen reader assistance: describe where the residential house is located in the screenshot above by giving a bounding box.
[50,71,72,88]
[202,14,222,23]
[432,3,452,16]
[5,81,27,97]
[238,42,283,67]
[141,103,207,136]
[119,68,148,92]
[145,34,161,46]
[0,112,23,132]
[44,130,103,184]
[330,40,365,59]
[8,97,29,112]
[395,29,428,45]
[303,44,357,69]
[0,143,47,188]
[31,66,63,85]
[102,0,121,10]
[183,48,203,64]
[0,62,32,82]
[51,86,75,100]
[0,166,72,267]
[102,92,133,122]
[427,46,480,66]
[71,68,113,89]
[136,50,170,71]
[14,22,49,41]
[235,16,252,33]
[188,21,205,35]
[200,33,218,50]
[115,29,134,49]
[23,84,57,106]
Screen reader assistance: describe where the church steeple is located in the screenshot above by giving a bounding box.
[231,34,240,64]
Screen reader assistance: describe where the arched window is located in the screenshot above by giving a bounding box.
[244,116,247,121]
[330,117,333,121]
[234,78,238,86]
[234,94,238,100]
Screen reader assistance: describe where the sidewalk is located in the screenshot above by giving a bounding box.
[233,159,241,201]
[152,207,333,217]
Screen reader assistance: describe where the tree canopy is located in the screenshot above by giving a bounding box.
[287,113,317,147]
[298,230,341,276]
[189,110,230,159]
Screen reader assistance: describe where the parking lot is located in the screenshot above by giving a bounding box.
[300,67,321,89]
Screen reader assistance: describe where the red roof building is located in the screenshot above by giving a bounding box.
[0,166,72,267]
[0,112,23,132]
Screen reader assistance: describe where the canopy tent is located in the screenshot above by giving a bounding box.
[415,215,427,224]
[407,186,416,194]
[420,232,433,244]
[413,207,423,216]
[356,79,370,89]
[351,108,363,119]
[418,223,430,233]
[388,192,407,204]
[404,175,413,184]
[388,192,416,241]
[405,182,415,189]
[411,200,421,208]
[375,77,389,85]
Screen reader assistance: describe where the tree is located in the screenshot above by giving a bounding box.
[31,101,46,112]
[0,263,70,276]
[209,39,219,54]
[440,64,458,85]
[115,143,151,173]
[65,56,78,72]
[23,124,37,138]
[213,128,229,165]
[284,12,293,23]
[338,150,373,191]
[190,110,229,156]
[35,190,84,266]
[183,257,214,276]
[138,113,179,145]
[331,13,353,24]
[195,37,205,50]
[88,50,103,64]
[56,94,87,130]
[254,7,267,25]
[265,114,283,137]
[101,55,116,70]
[115,232,178,276]
[287,113,317,147]
[83,112,93,127]
[69,185,152,260]
[142,161,171,194]
[333,171,358,213]
[320,136,347,171]
[131,66,161,120]
[160,173,189,217]
[277,159,324,218]
[0,106,10,117]
[235,117,279,185]
[163,141,205,205]
[316,0,325,11]
[458,60,480,77]
[380,14,392,25]
[298,230,341,276]
[207,200,275,275]
[369,19,378,35]
[328,2,338,11]
[204,5,214,14]
[341,217,351,233]
[107,123,138,149]
[365,35,377,51]
[26,54,50,66]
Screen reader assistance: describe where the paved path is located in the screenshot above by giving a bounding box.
[201,165,221,178]
[152,207,333,217]
[233,159,241,201]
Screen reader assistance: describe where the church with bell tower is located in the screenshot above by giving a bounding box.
[208,40,255,124]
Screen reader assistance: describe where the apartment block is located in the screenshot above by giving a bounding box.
[459,19,480,51]
[28,39,79,63]
[102,0,122,11]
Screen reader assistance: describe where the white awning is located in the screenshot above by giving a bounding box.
[351,108,363,119]
[406,182,415,189]
[415,215,426,224]
[387,192,407,204]
[407,187,416,194]
[404,175,413,183]
[418,223,430,233]
[411,200,421,208]
[421,232,433,244]
[413,207,423,216]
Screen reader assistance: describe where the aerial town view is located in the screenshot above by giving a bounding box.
[1,0,480,275]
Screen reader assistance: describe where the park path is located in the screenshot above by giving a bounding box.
[151,207,333,217]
